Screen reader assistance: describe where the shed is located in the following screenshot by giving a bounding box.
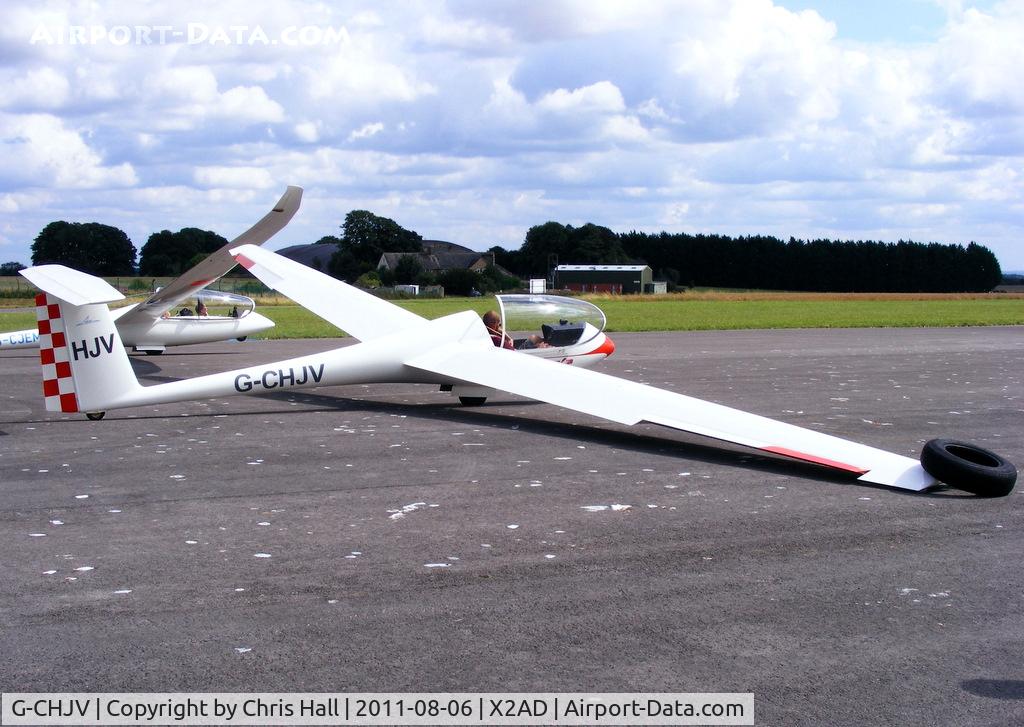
[554,264,653,294]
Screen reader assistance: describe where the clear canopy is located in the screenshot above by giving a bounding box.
[185,290,257,317]
[496,294,606,349]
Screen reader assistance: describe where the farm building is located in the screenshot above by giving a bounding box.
[278,239,514,277]
[377,240,517,277]
[554,264,654,294]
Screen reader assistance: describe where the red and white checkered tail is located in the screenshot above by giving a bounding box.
[22,264,140,415]
[35,292,79,412]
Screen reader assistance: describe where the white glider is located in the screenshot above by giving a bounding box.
[18,244,1017,497]
[1,186,302,353]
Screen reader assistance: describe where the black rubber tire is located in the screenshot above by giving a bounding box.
[237,336,248,342]
[459,396,487,406]
[85,412,106,421]
[921,439,1017,497]
[144,350,163,356]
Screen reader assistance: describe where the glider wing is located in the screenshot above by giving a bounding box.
[405,342,936,491]
[118,185,303,325]
[230,243,428,341]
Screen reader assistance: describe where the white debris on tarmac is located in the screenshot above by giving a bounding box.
[388,502,437,520]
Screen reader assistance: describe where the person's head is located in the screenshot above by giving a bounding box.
[482,310,501,331]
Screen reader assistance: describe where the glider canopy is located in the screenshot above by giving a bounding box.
[496,294,606,349]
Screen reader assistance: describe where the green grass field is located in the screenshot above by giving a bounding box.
[1,294,1021,339]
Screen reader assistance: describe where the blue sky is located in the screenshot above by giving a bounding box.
[1,0,1022,272]
[776,0,997,43]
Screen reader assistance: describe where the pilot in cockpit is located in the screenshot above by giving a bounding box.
[483,310,551,350]
[482,310,513,349]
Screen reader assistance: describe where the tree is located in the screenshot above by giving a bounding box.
[515,221,631,276]
[31,221,136,275]
[569,223,630,264]
[326,248,363,282]
[437,268,482,296]
[139,228,228,276]
[519,222,570,276]
[963,242,1002,292]
[355,270,382,288]
[479,264,522,292]
[393,254,424,284]
[1,261,26,276]
[487,245,522,275]
[327,210,423,281]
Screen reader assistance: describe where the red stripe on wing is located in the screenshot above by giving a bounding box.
[762,446,868,474]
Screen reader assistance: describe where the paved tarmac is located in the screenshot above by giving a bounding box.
[1,327,1022,726]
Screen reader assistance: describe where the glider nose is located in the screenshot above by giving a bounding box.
[591,335,616,358]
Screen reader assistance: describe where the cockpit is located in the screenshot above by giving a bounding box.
[175,290,258,319]
[496,294,607,350]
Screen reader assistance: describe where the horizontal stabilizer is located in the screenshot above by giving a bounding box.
[20,265,125,306]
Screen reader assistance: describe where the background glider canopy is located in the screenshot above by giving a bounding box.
[179,289,259,317]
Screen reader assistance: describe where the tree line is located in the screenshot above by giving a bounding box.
[26,221,228,278]
[18,214,1004,293]
[490,224,1003,293]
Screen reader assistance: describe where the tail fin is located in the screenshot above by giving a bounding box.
[22,265,140,414]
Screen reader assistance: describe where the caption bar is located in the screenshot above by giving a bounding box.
[1,693,753,726]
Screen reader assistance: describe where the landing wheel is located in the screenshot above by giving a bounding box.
[85,412,106,421]
[921,439,1017,497]
[144,350,163,356]
[237,336,247,342]
[459,396,487,406]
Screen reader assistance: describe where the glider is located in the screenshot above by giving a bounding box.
[19,244,1017,497]
[0,186,302,353]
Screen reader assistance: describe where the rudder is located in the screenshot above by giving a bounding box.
[36,291,79,412]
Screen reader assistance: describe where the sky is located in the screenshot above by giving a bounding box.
[1,0,1023,271]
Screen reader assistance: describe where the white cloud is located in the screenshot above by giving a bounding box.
[294,121,320,143]
[305,36,436,104]
[217,85,285,123]
[935,5,1024,115]
[601,115,652,144]
[0,190,52,215]
[419,15,514,52]
[348,122,384,142]
[143,67,284,128]
[0,113,137,188]
[482,77,534,129]
[193,166,275,189]
[0,67,70,110]
[536,81,625,114]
